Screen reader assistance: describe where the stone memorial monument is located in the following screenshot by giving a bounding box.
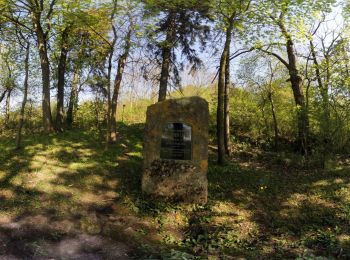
[142,96,209,203]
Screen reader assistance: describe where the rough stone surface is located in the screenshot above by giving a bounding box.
[142,96,209,203]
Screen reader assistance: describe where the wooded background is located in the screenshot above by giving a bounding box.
[0,0,349,166]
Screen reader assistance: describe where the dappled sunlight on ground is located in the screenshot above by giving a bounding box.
[204,148,350,258]
[0,124,349,258]
[0,125,152,258]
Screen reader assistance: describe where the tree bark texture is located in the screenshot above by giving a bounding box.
[55,27,69,131]
[217,18,233,165]
[16,42,30,149]
[158,12,176,102]
[278,17,308,155]
[5,88,12,127]
[110,27,132,142]
[310,40,330,135]
[224,47,231,156]
[268,91,279,151]
[66,67,80,127]
[33,14,54,133]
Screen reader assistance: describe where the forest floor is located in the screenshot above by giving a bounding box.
[0,124,349,259]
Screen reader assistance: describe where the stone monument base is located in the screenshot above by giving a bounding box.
[142,159,207,203]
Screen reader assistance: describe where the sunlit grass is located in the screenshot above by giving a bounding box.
[0,124,349,258]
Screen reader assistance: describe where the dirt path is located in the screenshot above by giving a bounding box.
[0,215,131,259]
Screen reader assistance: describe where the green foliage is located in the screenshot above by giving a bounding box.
[117,98,153,124]
[302,228,341,255]
[75,100,105,130]
[143,0,211,87]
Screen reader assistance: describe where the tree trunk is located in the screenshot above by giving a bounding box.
[158,12,176,102]
[278,18,308,155]
[105,0,119,145]
[224,48,231,156]
[323,53,331,126]
[310,40,329,121]
[341,44,350,78]
[310,40,330,155]
[66,36,86,128]
[16,42,30,150]
[261,100,269,136]
[5,88,12,127]
[4,59,12,128]
[94,92,102,136]
[33,15,54,133]
[66,67,80,128]
[217,19,233,165]
[268,91,278,151]
[289,63,308,155]
[110,27,132,142]
[55,27,69,132]
[106,43,114,144]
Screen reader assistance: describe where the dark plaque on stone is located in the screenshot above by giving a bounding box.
[160,122,192,160]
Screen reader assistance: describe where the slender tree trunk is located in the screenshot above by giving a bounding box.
[28,100,34,134]
[106,45,114,144]
[4,59,12,128]
[33,16,54,133]
[16,42,30,150]
[66,67,80,128]
[217,18,233,165]
[94,92,102,136]
[158,47,171,102]
[224,48,231,156]
[217,53,227,164]
[267,62,278,151]
[158,12,176,102]
[260,97,269,135]
[56,27,69,132]
[324,54,331,123]
[310,40,329,122]
[310,40,330,158]
[342,44,350,78]
[5,88,12,127]
[268,91,278,151]
[105,0,119,145]
[66,38,86,128]
[278,18,308,155]
[110,27,132,142]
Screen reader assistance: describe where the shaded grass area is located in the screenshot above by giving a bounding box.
[205,158,350,259]
[0,124,145,259]
[0,124,349,259]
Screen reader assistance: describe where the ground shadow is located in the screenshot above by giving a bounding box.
[0,124,148,259]
[0,124,349,259]
[203,153,350,259]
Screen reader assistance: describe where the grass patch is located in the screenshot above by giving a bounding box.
[0,124,349,258]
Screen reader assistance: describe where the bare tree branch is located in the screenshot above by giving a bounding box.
[257,47,290,69]
[0,89,8,104]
